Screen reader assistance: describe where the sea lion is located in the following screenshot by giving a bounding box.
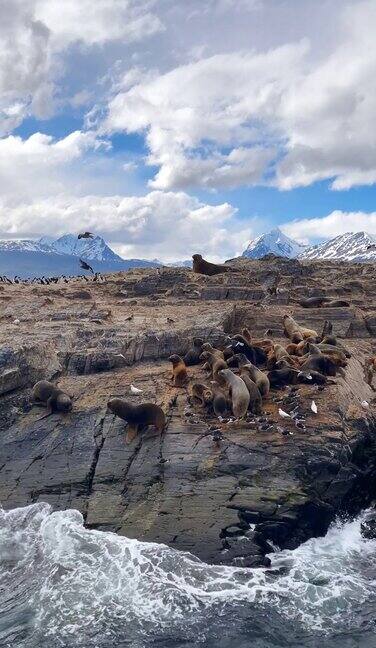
[227,335,267,365]
[241,362,270,397]
[297,370,331,385]
[199,351,227,379]
[201,342,225,359]
[168,355,189,387]
[298,344,347,368]
[239,370,262,414]
[31,380,72,415]
[267,368,299,388]
[298,296,331,308]
[320,320,333,341]
[241,329,274,352]
[107,399,165,443]
[283,315,318,341]
[300,354,337,376]
[210,381,229,417]
[226,352,251,368]
[183,338,204,366]
[192,254,231,276]
[325,300,351,308]
[218,369,250,418]
[191,383,213,406]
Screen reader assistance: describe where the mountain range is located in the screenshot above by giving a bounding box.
[0,234,159,278]
[242,228,376,263]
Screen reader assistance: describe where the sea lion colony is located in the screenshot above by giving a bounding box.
[30,311,352,441]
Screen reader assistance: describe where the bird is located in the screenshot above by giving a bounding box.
[78,232,94,239]
[130,384,143,394]
[278,408,291,419]
[311,400,318,414]
[79,258,94,274]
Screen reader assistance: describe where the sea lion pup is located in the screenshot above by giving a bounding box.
[168,355,189,387]
[297,370,331,385]
[210,381,229,417]
[241,362,270,397]
[107,399,165,443]
[241,329,274,352]
[239,370,262,414]
[192,254,231,276]
[298,344,348,368]
[300,354,337,377]
[183,338,204,366]
[201,342,225,359]
[298,296,331,308]
[267,368,299,388]
[199,351,227,379]
[227,335,267,366]
[218,369,250,418]
[31,380,72,414]
[191,383,213,406]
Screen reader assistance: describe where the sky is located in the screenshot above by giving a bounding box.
[0,0,375,261]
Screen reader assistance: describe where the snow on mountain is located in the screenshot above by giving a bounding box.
[47,234,124,263]
[242,227,307,259]
[0,239,51,253]
[300,231,376,262]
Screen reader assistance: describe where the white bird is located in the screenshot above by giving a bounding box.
[130,384,143,394]
[278,408,291,419]
[114,353,126,360]
[13,319,20,325]
[361,400,370,409]
[235,342,244,347]
[311,400,318,414]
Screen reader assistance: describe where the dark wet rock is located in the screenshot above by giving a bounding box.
[361,510,376,539]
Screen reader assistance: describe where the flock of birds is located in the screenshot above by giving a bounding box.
[0,231,105,285]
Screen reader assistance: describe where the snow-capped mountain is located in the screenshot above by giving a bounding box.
[242,227,307,259]
[300,231,376,262]
[47,234,124,263]
[0,234,160,278]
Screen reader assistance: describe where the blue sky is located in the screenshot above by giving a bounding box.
[0,0,375,261]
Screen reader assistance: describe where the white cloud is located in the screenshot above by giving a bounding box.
[103,0,376,192]
[0,0,162,133]
[282,210,376,244]
[0,130,108,201]
[0,191,249,262]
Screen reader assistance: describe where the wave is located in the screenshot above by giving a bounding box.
[0,503,376,647]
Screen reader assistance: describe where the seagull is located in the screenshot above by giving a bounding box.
[79,258,94,274]
[278,408,291,419]
[130,384,143,394]
[311,400,318,414]
[78,232,94,239]
[361,400,370,409]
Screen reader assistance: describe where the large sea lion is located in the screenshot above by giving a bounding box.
[239,370,262,414]
[241,362,270,397]
[300,354,337,376]
[267,368,299,388]
[201,342,225,359]
[283,315,318,342]
[210,381,229,417]
[298,296,331,308]
[200,351,227,379]
[218,369,250,418]
[31,380,72,415]
[192,254,231,276]
[107,399,165,443]
[227,335,267,365]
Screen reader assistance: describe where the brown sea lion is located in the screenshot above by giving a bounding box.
[210,381,229,417]
[200,351,227,379]
[283,315,318,341]
[218,369,250,418]
[241,362,270,397]
[107,399,165,443]
[31,380,72,415]
[184,338,204,366]
[241,329,274,352]
[239,370,262,414]
[320,320,333,341]
[298,296,331,308]
[297,370,332,385]
[300,354,337,376]
[227,335,267,365]
[191,383,213,405]
[192,254,231,276]
[168,355,189,387]
[201,342,224,359]
[267,368,299,388]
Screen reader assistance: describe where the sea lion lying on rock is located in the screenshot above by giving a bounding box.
[192,254,231,276]
[31,380,72,415]
[107,399,165,443]
[267,368,299,388]
[300,354,337,376]
[298,296,331,308]
[283,315,318,342]
[191,383,213,406]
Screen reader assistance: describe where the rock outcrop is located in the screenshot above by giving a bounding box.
[1,258,376,567]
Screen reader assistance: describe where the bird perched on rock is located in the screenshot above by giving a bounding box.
[79,258,94,274]
[78,231,94,239]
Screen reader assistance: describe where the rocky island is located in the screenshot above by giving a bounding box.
[1,255,375,568]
